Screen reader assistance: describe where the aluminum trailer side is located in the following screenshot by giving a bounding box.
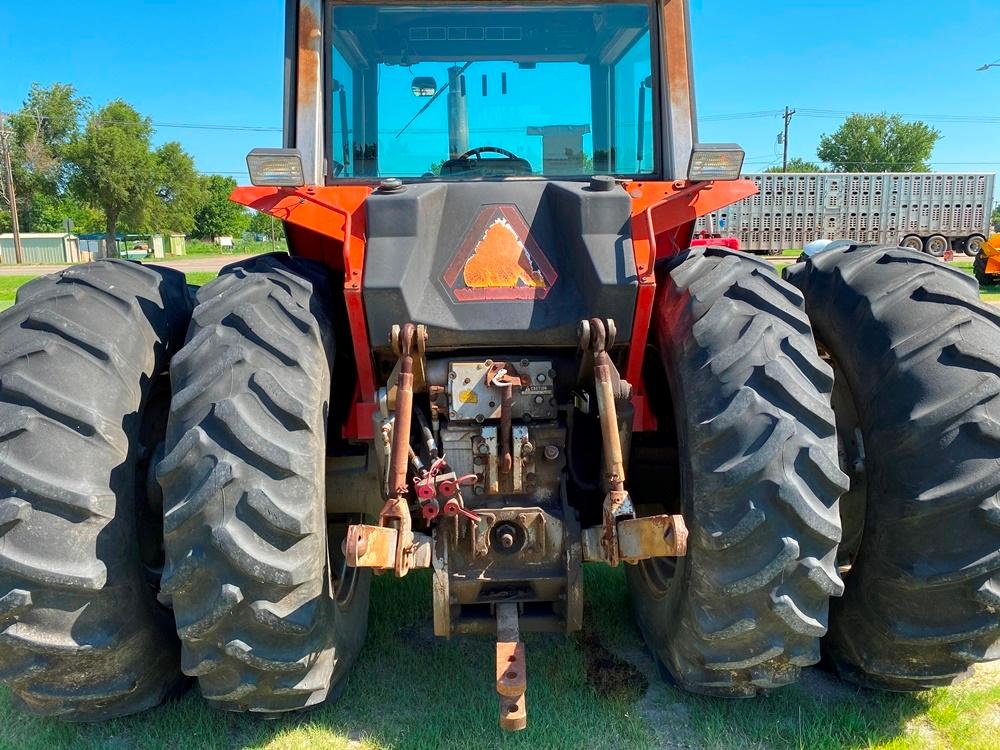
[696,172,996,255]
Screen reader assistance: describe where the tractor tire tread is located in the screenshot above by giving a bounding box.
[629,246,846,697]
[786,245,1000,691]
[0,259,191,720]
[161,252,365,714]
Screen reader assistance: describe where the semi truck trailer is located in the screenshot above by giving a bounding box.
[697,171,996,256]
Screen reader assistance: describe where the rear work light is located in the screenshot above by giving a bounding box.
[246,148,306,187]
[687,144,746,181]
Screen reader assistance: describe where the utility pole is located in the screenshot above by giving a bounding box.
[782,106,796,172]
[0,112,24,265]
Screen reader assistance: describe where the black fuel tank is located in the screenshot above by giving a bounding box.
[363,181,638,351]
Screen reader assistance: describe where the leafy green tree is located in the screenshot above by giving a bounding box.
[193,175,249,239]
[30,194,104,234]
[4,83,87,231]
[817,113,940,172]
[764,158,824,173]
[67,100,157,254]
[992,205,999,232]
[247,210,285,241]
[150,142,204,234]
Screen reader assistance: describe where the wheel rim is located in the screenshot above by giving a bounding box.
[966,237,984,256]
[639,556,679,598]
[328,514,362,608]
[927,237,948,256]
[902,237,923,251]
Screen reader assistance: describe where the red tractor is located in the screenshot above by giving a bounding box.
[0,0,997,731]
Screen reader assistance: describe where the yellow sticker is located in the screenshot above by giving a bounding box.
[459,389,479,404]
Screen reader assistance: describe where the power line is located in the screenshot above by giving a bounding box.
[17,112,282,133]
[700,107,1000,125]
[700,110,785,121]
[795,108,1000,124]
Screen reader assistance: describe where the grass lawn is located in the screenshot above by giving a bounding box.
[165,239,289,259]
[0,272,220,312]
[0,568,997,750]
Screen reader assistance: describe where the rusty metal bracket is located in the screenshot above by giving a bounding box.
[496,602,527,731]
[582,514,688,564]
[343,524,432,570]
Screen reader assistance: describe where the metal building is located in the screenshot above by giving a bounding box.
[0,233,81,265]
[695,172,996,255]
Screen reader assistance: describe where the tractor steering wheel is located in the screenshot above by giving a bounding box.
[458,146,521,161]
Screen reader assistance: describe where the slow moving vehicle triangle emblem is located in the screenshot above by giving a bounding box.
[443,205,558,302]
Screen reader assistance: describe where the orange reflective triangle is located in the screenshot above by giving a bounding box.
[443,205,558,302]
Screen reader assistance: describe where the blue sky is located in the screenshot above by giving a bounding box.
[2,0,999,180]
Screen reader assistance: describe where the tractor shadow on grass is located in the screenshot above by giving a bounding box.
[0,568,954,750]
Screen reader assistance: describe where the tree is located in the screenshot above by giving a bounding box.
[817,113,940,172]
[68,101,157,255]
[247,210,285,241]
[992,205,999,233]
[4,83,87,231]
[150,142,204,234]
[29,193,104,234]
[764,158,824,173]
[193,175,249,239]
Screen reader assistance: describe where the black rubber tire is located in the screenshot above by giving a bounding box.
[974,254,1000,287]
[963,235,986,258]
[0,260,192,720]
[786,245,1000,690]
[925,235,949,257]
[627,246,848,696]
[158,253,370,713]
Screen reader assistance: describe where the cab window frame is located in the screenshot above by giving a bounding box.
[323,0,665,183]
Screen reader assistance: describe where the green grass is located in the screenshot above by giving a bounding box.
[0,568,997,750]
[172,239,289,258]
[184,271,221,287]
[0,272,219,312]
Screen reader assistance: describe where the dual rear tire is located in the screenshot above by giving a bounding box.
[629,245,1000,695]
[0,254,369,720]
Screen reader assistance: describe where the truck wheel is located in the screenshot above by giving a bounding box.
[900,235,924,252]
[627,247,848,696]
[0,261,192,719]
[925,235,949,257]
[786,245,1000,690]
[964,235,986,257]
[159,253,369,713]
[974,254,999,286]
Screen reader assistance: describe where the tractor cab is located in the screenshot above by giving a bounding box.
[327,2,657,180]
[258,0,743,187]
